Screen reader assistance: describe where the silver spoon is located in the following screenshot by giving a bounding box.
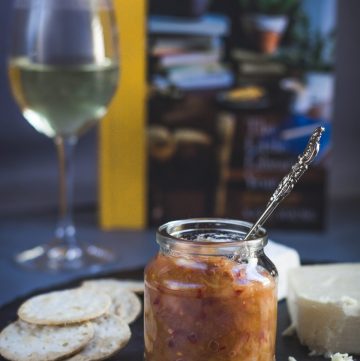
[244,126,325,241]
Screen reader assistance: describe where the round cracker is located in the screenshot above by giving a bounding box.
[0,320,94,361]
[64,314,131,361]
[111,290,142,324]
[82,279,144,294]
[18,289,111,325]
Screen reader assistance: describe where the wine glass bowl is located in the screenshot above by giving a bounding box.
[9,0,120,271]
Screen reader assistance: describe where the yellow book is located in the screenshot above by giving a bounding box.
[99,0,147,229]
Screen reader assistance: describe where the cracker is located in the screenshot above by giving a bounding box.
[65,314,131,361]
[80,280,142,324]
[82,279,144,294]
[0,320,94,361]
[111,290,142,324]
[18,289,111,325]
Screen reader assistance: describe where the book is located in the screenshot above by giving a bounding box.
[165,64,234,90]
[151,36,221,57]
[169,64,234,90]
[159,50,222,68]
[148,14,230,37]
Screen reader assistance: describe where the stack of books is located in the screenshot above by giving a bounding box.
[148,15,234,90]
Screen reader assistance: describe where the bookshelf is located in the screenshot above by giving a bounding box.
[100,0,334,230]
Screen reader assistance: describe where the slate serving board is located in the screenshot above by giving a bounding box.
[0,268,328,361]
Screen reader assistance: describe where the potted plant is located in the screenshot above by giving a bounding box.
[239,0,299,54]
[276,9,335,119]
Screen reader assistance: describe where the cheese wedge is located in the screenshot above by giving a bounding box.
[266,241,301,300]
[287,264,360,355]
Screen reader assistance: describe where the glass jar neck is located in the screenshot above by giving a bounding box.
[156,218,268,258]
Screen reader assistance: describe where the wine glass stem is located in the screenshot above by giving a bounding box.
[54,135,78,248]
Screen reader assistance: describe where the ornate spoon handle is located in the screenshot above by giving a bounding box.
[244,126,325,241]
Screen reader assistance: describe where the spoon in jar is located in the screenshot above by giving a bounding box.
[243,126,325,241]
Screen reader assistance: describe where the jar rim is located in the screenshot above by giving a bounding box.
[157,218,268,254]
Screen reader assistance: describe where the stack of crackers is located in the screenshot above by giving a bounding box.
[0,279,144,361]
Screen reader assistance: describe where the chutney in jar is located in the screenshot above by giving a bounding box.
[144,219,278,361]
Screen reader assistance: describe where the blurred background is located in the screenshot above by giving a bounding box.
[147,0,335,229]
[0,1,359,249]
[0,0,360,228]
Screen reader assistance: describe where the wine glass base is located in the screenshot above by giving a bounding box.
[15,242,115,272]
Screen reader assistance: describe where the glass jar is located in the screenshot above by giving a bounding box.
[144,218,278,361]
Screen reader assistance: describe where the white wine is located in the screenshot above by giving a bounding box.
[9,58,119,137]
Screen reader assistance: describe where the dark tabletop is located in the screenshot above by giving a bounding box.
[0,196,359,307]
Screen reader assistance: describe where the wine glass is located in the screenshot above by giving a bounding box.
[8,0,120,271]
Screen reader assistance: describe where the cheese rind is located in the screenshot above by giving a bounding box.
[287,264,360,355]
